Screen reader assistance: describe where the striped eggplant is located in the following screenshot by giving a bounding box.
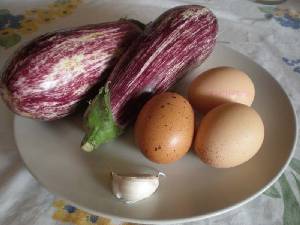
[0,20,143,120]
[81,5,218,151]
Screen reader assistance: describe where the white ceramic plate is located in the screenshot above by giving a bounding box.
[14,43,297,224]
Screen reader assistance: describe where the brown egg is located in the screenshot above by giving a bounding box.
[135,92,194,164]
[194,103,264,168]
[188,67,255,112]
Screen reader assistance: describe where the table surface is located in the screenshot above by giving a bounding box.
[0,0,300,225]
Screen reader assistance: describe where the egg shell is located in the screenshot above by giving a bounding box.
[134,92,194,164]
[188,67,255,112]
[194,103,264,168]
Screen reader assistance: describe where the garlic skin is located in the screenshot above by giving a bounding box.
[111,171,165,204]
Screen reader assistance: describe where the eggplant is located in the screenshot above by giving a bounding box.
[81,5,218,151]
[0,20,142,120]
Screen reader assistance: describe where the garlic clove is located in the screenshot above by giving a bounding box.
[111,171,165,204]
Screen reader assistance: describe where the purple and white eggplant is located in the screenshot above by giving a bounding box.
[81,5,218,151]
[0,20,142,120]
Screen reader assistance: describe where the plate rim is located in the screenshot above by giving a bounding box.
[14,45,298,224]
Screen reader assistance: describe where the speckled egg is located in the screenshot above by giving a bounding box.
[194,103,264,168]
[188,67,255,113]
[134,92,194,164]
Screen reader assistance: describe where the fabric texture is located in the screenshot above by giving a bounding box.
[0,0,300,224]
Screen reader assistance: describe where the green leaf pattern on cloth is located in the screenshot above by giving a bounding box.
[292,172,300,195]
[264,184,281,198]
[264,158,300,225]
[258,6,275,14]
[0,32,20,48]
[290,158,300,175]
[278,174,300,225]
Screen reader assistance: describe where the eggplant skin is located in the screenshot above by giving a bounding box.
[0,20,142,120]
[108,5,218,127]
[81,5,218,151]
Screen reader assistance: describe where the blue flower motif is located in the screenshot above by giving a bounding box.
[282,57,300,66]
[274,14,300,29]
[89,215,99,223]
[7,14,24,29]
[0,10,24,30]
[282,57,300,74]
[265,13,273,19]
[294,67,300,74]
[64,204,77,213]
[0,13,10,29]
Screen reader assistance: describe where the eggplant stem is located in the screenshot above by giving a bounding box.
[81,84,122,152]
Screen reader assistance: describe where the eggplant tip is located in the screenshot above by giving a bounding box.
[81,142,94,152]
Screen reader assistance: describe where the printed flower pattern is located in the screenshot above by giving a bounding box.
[282,57,300,74]
[0,9,24,29]
[264,158,300,225]
[25,9,57,24]
[52,200,116,225]
[0,0,81,48]
[52,160,300,225]
[259,6,300,29]
[1,1,299,224]
[17,19,39,34]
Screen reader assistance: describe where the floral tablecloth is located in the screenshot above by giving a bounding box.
[0,0,300,225]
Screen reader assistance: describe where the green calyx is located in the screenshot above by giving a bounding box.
[81,84,122,152]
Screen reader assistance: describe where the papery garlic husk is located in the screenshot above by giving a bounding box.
[111,171,165,204]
